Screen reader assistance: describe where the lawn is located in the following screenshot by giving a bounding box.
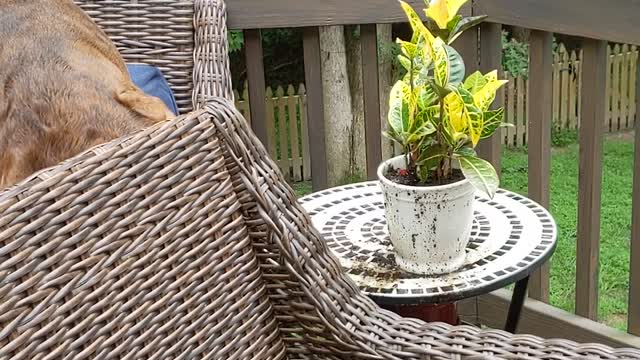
[501,133,634,330]
[292,133,635,330]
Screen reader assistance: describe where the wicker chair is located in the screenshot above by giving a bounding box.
[0,1,638,359]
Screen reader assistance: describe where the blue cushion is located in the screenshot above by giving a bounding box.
[126,64,179,115]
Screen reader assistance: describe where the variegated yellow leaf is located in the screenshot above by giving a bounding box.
[473,78,508,111]
[444,91,467,133]
[484,70,499,82]
[425,0,468,29]
[445,88,483,145]
[388,81,412,138]
[432,37,450,88]
[400,1,435,45]
[463,71,487,94]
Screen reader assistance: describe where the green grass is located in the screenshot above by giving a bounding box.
[293,133,635,330]
[502,133,634,330]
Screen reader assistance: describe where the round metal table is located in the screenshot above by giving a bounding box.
[299,181,558,332]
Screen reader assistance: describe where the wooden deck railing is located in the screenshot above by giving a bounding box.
[226,0,640,344]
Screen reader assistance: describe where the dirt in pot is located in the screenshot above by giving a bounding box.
[385,167,465,187]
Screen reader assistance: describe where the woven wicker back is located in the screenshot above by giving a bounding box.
[75,0,234,113]
[0,110,286,359]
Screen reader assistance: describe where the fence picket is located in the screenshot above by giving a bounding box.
[553,51,561,129]
[517,76,526,147]
[242,85,252,124]
[612,44,622,131]
[631,48,638,128]
[559,45,570,130]
[275,86,289,178]
[525,77,530,145]
[299,84,312,180]
[622,44,631,129]
[606,45,612,131]
[265,87,278,162]
[507,74,516,146]
[578,50,583,129]
[287,85,303,181]
[569,51,578,130]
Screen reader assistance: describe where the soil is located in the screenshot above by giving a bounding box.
[384,167,465,187]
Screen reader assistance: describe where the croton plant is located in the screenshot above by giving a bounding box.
[384,0,510,198]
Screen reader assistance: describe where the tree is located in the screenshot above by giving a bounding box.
[319,26,356,186]
[345,26,366,180]
[377,24,395,160]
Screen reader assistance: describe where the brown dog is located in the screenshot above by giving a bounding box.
[0,0,174,189]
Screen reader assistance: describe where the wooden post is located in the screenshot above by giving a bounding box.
[527,30,553,303]
[361,24,382,180]
[477,23,503,174]
[244,29,270,147]
[629,53,640,336]
[455,27,479,70]
[303,27,329,190]
[576,38,606,321]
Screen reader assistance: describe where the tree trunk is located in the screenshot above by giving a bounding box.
[319,26,355,186]
[376,24,395,159]
[345,25,366,180]
[511,26,530,43]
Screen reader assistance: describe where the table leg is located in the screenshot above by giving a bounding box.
[505,276,529,333]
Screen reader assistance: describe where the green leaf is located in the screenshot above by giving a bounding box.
[445,44,465,86]
[398,54,412,71]
[417,86,438,109]
[448,15,487,44]
[388,81,412,140]
[432,38,450,89]
[481,108,505,138]
[457,155,499,198]
[417,144,447,172]
[463,71,488,94]
[455,146,476,157]
[447,15,462,33]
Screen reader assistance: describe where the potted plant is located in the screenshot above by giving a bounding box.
[378,0,509,275]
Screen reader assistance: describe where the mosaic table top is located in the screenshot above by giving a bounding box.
[299,181,558,304]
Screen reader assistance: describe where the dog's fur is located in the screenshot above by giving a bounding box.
[0,0,174,189]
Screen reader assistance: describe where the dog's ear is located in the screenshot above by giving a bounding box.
[0,151,16,189]
[116,87,175,123]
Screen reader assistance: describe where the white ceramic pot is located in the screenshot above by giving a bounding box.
[377,155,475,275]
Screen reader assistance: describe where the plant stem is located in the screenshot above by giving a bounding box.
[436,100,446,183]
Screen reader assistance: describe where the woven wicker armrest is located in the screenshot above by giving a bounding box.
[0,104,289,359]
[207,98,640,359]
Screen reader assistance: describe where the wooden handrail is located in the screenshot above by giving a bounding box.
[228,0,640,46]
